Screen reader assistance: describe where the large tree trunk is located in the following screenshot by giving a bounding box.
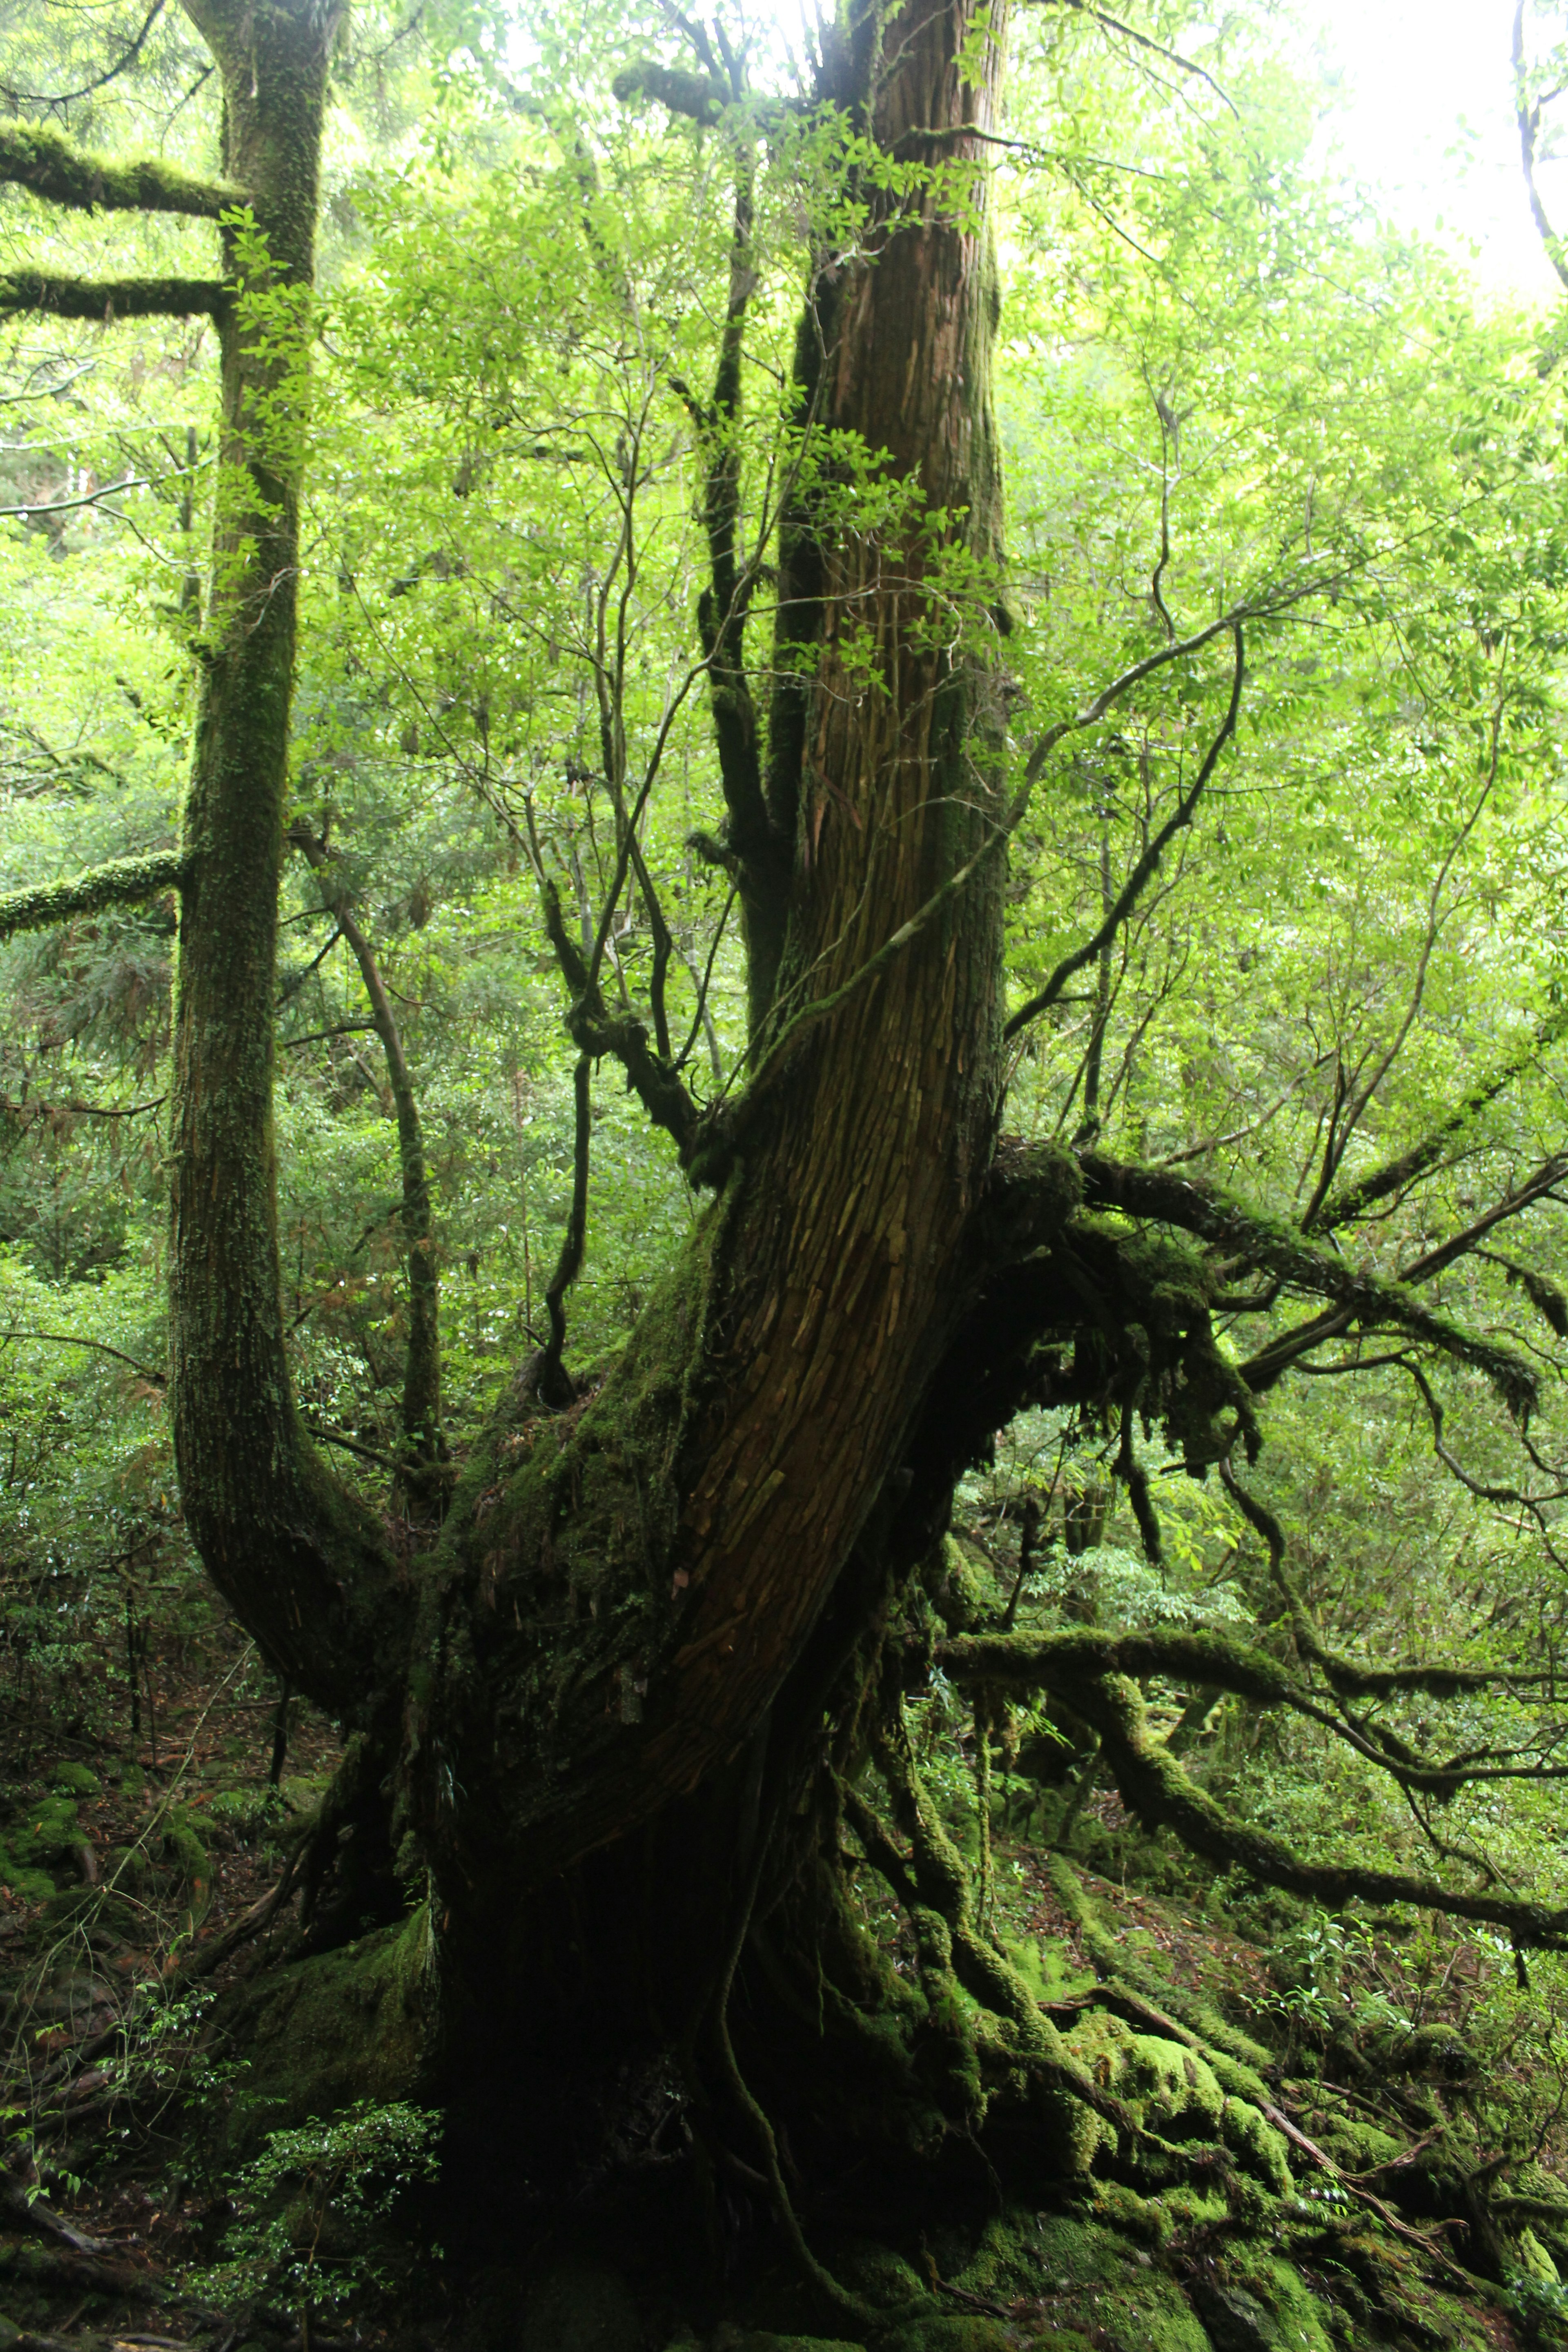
[408,0,1016,1926]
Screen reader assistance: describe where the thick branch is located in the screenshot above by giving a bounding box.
[611,60,731,123]
[0,850,184,942]
[0,273,229,321]
[942,1626,1554,1797]
[1069,1669,1568,1951]
[1076,1148,1538,1422]
[0,120,244,219]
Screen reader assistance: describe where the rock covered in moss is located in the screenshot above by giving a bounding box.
[871,2317,1020,2352]
[948,2210,1207,2351]
[713,2332,869,2352]
[216,1908,438,2153]
[518,2257,642,2351]
[1191,2260,1337,2352]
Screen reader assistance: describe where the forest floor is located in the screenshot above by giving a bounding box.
[0,1622,1561,2352]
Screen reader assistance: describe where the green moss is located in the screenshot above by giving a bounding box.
[949,2209,1206,2351]
[49,1763,100,1797]
[1315,2117,1401,2175]
[0,1793,83,1895]
[163,1805,213,1898]
[219,1911,437,2154]
[0,1846,55,1902]
[1219,2094,1293,2197]
[430,1198,734,1797]
[873,2320,1016,2351]
[0,848,186,942]
[518,2258,642,2352]
[997,1930,1095,2008]
[0,119,240,218]
[1207,2254,1337,2351]
[724,2337,869,2351]
[1518,2228,1561,2286]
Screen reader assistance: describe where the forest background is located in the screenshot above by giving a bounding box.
[8,0,1568,2346]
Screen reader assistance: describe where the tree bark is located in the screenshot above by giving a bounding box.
[414,0,1016,1922]
[167,0,397,1717]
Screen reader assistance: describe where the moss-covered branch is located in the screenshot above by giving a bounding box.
[1069,1669,1568,1949]
[1075,1148,1537,1421]
[0,850,184,942]
[1313,999,1568,1232]
[940,1626,1507,1711]
[940,1626,1559,1797]
[0,118,244,217]
[536,874,701,1159]
[0,272,229,320]
[611,60,732,124]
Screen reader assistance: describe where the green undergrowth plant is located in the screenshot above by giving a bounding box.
[190,2098,443,2334]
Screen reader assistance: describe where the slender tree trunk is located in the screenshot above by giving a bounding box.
[167,0,396,1713]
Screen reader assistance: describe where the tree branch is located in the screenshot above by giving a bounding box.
[1313,998,1568,1232]
[1080,1668,1568,1947]
[0,850,184,942]
[1004,624,1244,1041]
[535,871,702,1161]
[1076,1148,1538,1423]
[0,1328,165,1385]
[4,0,169,107]
[1515,0,1568,290]
[0,273,229,321]
[0,120,244,219]
[291,829,448,1514]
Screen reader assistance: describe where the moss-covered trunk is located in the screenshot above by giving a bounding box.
[168,0,394,1716]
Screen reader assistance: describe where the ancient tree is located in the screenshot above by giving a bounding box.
[8,0,1568,2303]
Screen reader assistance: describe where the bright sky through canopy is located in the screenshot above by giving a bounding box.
[1306,0,1564,302]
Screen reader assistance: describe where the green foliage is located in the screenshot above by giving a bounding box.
[194,2098,441,2322]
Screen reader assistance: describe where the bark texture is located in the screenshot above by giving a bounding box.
[416,0,1016,1911]
[167,0,395,1716]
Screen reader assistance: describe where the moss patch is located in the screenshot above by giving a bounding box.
[517,2258,642,2352]
[219,1909,436,2153]
[949,2210,1207,2352]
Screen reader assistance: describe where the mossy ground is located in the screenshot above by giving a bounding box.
[0,1620,1559,2352]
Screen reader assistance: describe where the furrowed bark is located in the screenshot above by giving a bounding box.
[428,0,1013,1899]
[0,851,184,941]
[0,274,229,320]
[0,118,244,218]
[167,0,396,1715]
